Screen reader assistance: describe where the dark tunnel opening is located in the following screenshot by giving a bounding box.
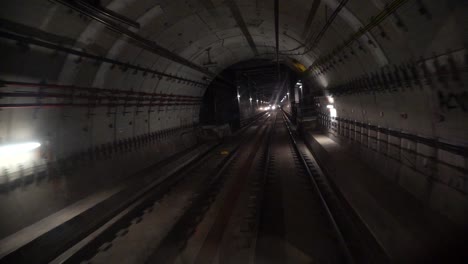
[199,60,301,132]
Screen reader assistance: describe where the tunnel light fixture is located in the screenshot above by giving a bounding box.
[237,94,240,99]
[249,97,252,101]
[330,108,337,118]
[319,76,329,88]
[287,92,290,96]
[0,142,41,157]
[327,96,334,104]
[272,105,276,110]
[326,104,334,109]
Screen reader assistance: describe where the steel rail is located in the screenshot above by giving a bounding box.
[250,111,277,263]
[281,111,355,264]
[191,115,272,264]
[23,114,269,264]
[106,114,271,264]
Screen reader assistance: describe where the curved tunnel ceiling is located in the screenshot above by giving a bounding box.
[2,0,465,92]
[0,0,466,156]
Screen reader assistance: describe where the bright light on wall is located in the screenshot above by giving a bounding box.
[0,142,41,170]
[327,96,334,104]
[0,142,41,157]
[326,104,334,109]
[237,94,241,98]
[330,108,337,117]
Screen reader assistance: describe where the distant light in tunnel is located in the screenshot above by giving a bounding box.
[0,142,41,157]
[326,104,334,109]
[319,75,329,88]
[272,105,276,110]
[249,97,252,102]
[327,96,334,104]
[330,108,337,118]
[287,92,289,96]
[237,94,240,99]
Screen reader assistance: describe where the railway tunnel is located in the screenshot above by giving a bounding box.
[0,0,467,263]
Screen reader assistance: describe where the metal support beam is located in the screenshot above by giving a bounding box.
[0,80,202,109]
[70,0,140,29]
[274,0,280,81]
[53,0,215,78]
[0,31,207,87]
[301,0,321,38]
[306,0,409,74]
[225,0,259,56]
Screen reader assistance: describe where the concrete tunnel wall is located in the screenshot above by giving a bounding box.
[303,0,468,226]
[0,0,323,177]
[0,0,467,236]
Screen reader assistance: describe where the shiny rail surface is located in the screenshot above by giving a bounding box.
[281,111,355,263]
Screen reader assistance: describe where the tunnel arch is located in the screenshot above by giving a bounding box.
[0,0,466,197]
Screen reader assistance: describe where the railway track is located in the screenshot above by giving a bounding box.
[14,110,388,264]
[281,110,389,264]
[50,113,272,264]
